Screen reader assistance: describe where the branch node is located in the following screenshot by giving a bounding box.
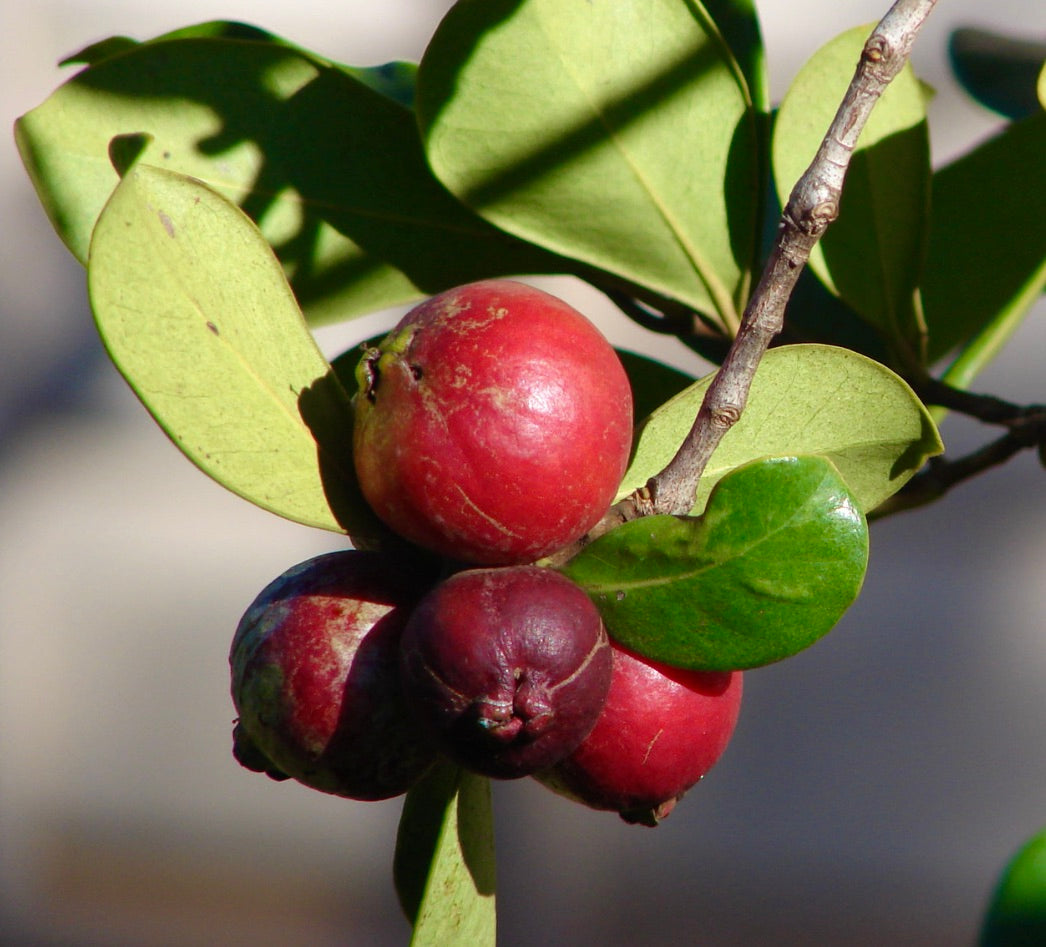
[863,36,890,64]
[710,403,743,429]
[807,199,840,234]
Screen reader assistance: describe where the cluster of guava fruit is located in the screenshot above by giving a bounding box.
[229,279,742,825]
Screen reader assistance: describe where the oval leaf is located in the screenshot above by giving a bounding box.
[14,28,565,326]
[703,0,769,114]
[922,111,1046,377]
[87,163,379,538]
[772,25,931,351]
[394,763,496,947]
[619,344,942,515]
[564,456,868,670]
[417,0,760,329]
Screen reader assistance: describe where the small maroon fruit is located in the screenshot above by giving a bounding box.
[230,551,439,801]
[353,279,633,565]
[399,566,612,779]
[535,640,742,825]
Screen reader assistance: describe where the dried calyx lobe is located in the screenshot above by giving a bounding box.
[399,566,612,779]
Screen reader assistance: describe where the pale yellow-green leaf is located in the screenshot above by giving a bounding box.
[407,767,497,947]
[619,344,942,515]
[88,163,362,533]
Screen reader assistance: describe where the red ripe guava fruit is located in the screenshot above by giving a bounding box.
[230,550,439,800]
[398,565,612,779]
[535,640,743,825]
[352,279,633,565]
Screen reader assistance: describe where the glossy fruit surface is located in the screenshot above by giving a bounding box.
[353,279,633,565]
[536,640,742,824]
[230,550,438,800]
[399,566,612,778]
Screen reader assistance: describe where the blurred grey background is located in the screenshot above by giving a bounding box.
[1,2,1043,945]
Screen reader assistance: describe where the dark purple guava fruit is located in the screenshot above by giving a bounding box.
[398,566,612,779]
[230,550,439,801]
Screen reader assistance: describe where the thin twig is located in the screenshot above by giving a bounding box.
[648,0,940,515]
[910,373,1043,427]
[546,0,940,566]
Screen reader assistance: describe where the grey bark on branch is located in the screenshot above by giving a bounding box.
[547,0,940,567]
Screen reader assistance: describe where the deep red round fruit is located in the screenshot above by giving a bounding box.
[535,640,742,825]
[230,551,438,801]
[398,566,612,779]
[352,279,634,565]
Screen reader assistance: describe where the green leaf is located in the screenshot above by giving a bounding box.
[980,824,1046,946]
[772,25,931,352]
[563,456,868,670]
[703,0,771,288]
[14,26,565,326]
[703,0,769,114]
[394,762,496,946]
[87,163,384,541]
[619,344,942,516]
[60,36,140,66]
[782,259,893,365]
[342,60,419,109]
[948,28,1046,121]
[921,111,1046,380]
[266,65,564,323]
[417,0,761,331]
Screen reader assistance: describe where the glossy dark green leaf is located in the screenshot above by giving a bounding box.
[14,26,565,326]
[563,456,868,670]
[772,25,931,352]
[394,762,496,946]
[949,28,1046,121]
[980,824,1046,946]
[618,344,942,516]
[87,163,385,541]
[417,0,761,331]
[921,111,1046,380]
